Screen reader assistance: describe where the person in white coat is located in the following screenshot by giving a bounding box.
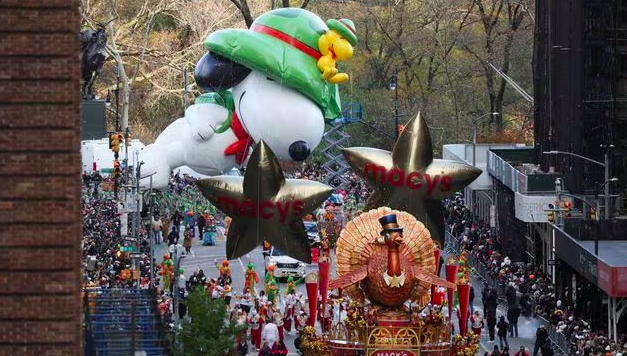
[261,320,280,347]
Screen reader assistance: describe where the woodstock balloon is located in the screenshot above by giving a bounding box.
[139,8,357,189]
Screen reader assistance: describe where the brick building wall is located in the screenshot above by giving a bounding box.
[0,1,82,355]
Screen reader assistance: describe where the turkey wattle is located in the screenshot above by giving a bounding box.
[329,208,455,308]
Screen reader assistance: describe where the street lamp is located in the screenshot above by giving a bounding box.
[105,90,112,108]
[543,146,616,219]
[389,74,399,139]
[471,112,500,167]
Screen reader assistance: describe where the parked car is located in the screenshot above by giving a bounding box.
[304,221,321,245]
[263,247,306,281]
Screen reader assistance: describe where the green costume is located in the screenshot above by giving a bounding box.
[285,275,304,295]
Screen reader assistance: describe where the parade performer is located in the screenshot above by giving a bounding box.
[432,286,447,306]
[215,259,232,286]
[244,262,260,295]
[283,290,296,335]
[320,298,334,333]
[295,310,309,334]
[258,300,270,320]
[202,215,217,246]
[274,307,285,341]
[206,277,217,297]
[319,235,331,263]
[266,279,279,305]
[240,287,253,313]
[265,264,277,285]
[248,308,264,351]
[223,284,232,304]
[285,275,303,296]
[157,255,174,292]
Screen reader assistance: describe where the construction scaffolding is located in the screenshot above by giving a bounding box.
[321,102,362,187]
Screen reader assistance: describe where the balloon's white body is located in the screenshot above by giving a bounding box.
[139,71,325,189]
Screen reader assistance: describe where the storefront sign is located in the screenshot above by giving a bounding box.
[514,192,561,223]
[554,228,598,285]
[598,260,627,297]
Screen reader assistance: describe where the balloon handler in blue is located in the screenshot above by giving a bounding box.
[202,215,217,246]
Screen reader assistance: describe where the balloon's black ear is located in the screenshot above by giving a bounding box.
[194,52,252,92]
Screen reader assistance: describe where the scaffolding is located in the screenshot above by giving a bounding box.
[321,102,362,187]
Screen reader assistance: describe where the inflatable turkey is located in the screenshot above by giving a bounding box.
[329,207,454,308]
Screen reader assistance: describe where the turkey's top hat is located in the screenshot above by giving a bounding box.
[379,214,403,235]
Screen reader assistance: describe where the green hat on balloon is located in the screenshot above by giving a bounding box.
[204,8,357,121]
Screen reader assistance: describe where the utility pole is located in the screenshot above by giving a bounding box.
[601,144,613,219]
[124,126,130,186]
[389,74,399,140]
[149,176,155,289]
[171,244,185,350]
[135,155,142,290]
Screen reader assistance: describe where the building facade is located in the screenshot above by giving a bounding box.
[0,2,83,355]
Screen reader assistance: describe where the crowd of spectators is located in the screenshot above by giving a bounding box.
[444,197,627,356]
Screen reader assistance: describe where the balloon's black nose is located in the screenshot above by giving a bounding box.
[288,140,310,161]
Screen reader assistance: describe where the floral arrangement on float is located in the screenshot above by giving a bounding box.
[300,326,331,356]
[451,333,480,356]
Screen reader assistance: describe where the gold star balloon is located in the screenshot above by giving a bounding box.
[342,113,481,247]
[196,141,333,263]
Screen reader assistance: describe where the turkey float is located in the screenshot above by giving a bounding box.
[329,207,455,308]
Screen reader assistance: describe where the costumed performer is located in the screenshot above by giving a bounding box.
[215,259,232,286]
[285,275,304,296]
[244,262,260,295]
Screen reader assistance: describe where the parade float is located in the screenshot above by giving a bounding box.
[298,114,482,356]
[187,6,483,355]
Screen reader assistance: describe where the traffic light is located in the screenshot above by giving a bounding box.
[125,132,131,146]
[110,133,123,153]
[398,124,406,134]
[547,203,555,223]
[563,200,572,218]
[113,160,122,179]
[589,208,597,221]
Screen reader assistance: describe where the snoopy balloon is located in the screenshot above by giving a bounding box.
[139,8,357,189]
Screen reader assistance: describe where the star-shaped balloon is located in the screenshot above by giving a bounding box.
[196,141,333,263]
[342,113,481,247]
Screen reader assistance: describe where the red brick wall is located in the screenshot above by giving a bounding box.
[0,1,82,355]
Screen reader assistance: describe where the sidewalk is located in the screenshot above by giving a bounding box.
[456,261,542,354]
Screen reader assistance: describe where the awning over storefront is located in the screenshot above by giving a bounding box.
[553,225,627,297]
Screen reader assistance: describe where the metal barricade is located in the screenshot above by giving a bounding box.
[537,317,570,356]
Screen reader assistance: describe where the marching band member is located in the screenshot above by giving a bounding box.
[296,310,309,334]
[223,284,232,304]
[283,290,296,335]
[240,287,253,313]
[248,308,264,351]
[273,307,285,341]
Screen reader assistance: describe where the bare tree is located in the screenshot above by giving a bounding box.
[230,0,313,28]
[463,0,529,133]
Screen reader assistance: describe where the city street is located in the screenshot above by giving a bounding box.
[155,232,328,355]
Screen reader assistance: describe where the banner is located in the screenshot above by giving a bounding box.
[431,249,441,304]
[318,261,330,330]
[445,264,459,320]
[305,273,319,327]
[457,284,471,336]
